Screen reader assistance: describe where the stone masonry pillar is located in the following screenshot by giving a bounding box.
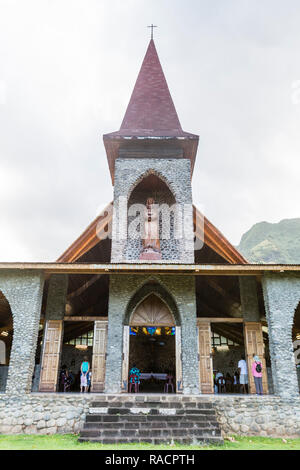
[174,276,199,395]
[104,275,124,393]
[0,270,45,395]
[239,277,260,322]
[262,274,300,398]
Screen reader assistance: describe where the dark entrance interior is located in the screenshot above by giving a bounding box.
[59,321,93,392]
[129,326,176,393]
[211,322,246,394]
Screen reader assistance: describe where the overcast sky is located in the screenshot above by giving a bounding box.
[0,0,300,261]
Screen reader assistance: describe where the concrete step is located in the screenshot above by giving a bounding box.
[80,427,222,438]
[78,436,224,445]
[79,397,222,445]
[90,401,213,409]
[88,407,216,416]
[83,420,219,430]
[86,414,218,423]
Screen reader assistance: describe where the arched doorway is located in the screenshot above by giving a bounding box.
[122,293,182,393]
[127,173,178,261]
[293,302,300,393]
[0,290,13,392]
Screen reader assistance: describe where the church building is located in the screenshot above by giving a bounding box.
[0,37,299,442]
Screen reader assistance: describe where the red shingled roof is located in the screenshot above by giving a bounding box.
[118,39,189,136]
[103,39,199,181]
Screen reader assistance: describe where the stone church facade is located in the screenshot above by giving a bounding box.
[0,39,299,439]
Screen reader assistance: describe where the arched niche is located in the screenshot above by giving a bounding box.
[130,294,175,326]
[128,172,176,206]
[126,173,179,261]
[124,282,181,326]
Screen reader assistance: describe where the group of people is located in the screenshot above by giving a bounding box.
[59,356,92,393]
[214,354,264,395]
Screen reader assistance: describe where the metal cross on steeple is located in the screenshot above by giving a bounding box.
[147,24,157,40]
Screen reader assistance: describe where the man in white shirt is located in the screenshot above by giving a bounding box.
[238,355,248,394]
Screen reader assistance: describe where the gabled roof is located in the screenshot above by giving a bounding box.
[103,39,199,182]
[57,203,247,265]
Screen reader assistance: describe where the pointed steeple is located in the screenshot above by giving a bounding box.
[120,39,182,135]
[103,39,199,182]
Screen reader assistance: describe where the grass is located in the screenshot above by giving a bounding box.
[0,434,299,450]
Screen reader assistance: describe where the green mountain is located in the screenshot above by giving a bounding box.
[237,218,300,264]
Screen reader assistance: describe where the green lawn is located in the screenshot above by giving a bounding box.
[0,434,299,450]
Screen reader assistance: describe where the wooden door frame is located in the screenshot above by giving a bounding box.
[175,326,183,393]
[121,325,130,392]
[39,317,108,393]
[122,323,181,393]
[197,318,268,395]
[197,318,244,394]
[197,320,214,394]
[244,321,268,394]
[39,319,64,392]
[91,320,108,392]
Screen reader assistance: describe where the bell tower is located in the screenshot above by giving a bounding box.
[103,39,199,264]
[104,38,200,394]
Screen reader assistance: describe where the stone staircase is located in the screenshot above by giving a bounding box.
[79,396,223,445]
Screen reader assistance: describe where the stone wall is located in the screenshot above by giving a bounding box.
[213,395,300,438]
[0,394,300,438]
[0,394,94,435]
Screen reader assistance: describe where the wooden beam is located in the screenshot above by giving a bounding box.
[0,262,299,276]
[197,298,228,318]
[204,278,240,304]
[68,274,103,299]
[64,316,108,322]
[197,317,244,323]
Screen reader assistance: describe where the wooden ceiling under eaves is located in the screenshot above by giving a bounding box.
[57,202,247,265]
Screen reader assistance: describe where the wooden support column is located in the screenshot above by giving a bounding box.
[91,320,108,392]
[197,321,214,394]
[175,326,183,393]
[39,320,63,392]
[244,322,268,394]
[39,274,68,392]
[121,325,130,392]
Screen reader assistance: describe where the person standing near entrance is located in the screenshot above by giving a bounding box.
[238,355,248,393]
[129,364,141,393]
[252,355,263,395]
[80,356,90,393]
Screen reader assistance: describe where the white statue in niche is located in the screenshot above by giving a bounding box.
[140,197,162,260]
